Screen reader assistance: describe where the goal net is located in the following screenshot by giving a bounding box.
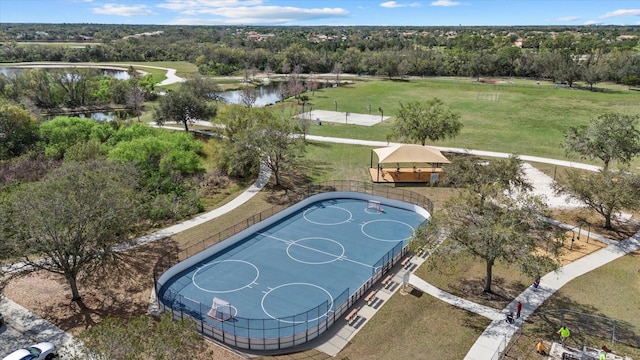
[207,297,233,321]
[366,200,383,212]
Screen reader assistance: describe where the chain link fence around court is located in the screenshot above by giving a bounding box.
[152,180,433,351]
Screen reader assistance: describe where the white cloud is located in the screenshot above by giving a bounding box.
[381,1,402,7]
[600,9,640,18]
[430,0,460,7]
[380,1,420,8]
[167,6,349,25]
[92,3,157,17]
[157,0,264,11]
[555,16,579,22]
[157,1,349,25]
[583,20,601,25]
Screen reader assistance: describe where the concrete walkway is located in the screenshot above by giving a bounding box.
[463,231,640,360]
[1,163,271,358]
[304,135,640,359]
[1,129,635,359]
[0,297,83,358]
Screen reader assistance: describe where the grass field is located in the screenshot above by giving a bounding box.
[11,67,640,358]
[301,78,640,168]
[109,74,640,359]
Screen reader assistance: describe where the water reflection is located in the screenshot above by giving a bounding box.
[0,66,130,80]
[46,110,134,122]
[216,85,282,107]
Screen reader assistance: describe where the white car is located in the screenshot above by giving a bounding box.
[2,342,58,360]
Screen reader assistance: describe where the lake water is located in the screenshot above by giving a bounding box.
[46,110,135,122]
[216,85,282,107]
[218,82,332,107]
[0,66,130,80]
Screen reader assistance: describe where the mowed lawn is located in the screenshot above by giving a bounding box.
[298,138,640,359]
[93,73,640,358]
[303,78,640,166]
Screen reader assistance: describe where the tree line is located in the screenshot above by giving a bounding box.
[1,24,639,87]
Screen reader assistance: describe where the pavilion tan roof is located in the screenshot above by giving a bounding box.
[373,144,450,164]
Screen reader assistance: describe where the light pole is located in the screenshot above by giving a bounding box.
[334,100,338,112]
[378,107,384,122]
[345,112,350,124]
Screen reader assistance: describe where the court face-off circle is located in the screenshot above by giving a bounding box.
[303,205,353,225]
[192,260,259,293]
[261,283,334,323]
[361,219,415,242]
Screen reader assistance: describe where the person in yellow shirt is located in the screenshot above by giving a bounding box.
[557,326,570,346]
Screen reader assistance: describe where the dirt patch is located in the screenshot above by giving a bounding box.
[2,238,241,359]
[551,208,639,241]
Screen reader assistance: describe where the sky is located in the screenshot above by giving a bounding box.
[1,0,640,27]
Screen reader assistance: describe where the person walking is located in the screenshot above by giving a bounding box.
[557,325,570,347]
[533,275,541,290]
[516,301,522,319]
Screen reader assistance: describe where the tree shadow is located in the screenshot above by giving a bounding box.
[47,239,176,331]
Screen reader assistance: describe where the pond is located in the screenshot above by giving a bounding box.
[0,66,131,80]
[217,82,333,107]
[46,109,136,122]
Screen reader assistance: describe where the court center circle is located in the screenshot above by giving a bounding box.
[286,237,345,265]
[361,219,415,242]
[303,205,352,225]
[192,260,259,293]
[261,283,334,324]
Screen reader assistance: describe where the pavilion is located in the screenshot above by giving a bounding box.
[369,144,450,184]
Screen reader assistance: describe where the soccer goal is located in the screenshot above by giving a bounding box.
[366,200,383,212]
[207,297,233,321]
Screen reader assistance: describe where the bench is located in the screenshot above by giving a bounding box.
[381,275,393,285]
[364,290,377,303]
[401,256,412,266]
[345,307,360,322]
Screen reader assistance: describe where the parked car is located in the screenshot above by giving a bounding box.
[2,342,58,360]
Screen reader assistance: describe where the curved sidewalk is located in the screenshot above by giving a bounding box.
[1,164,271,358]
[305,135,639,359]
[463,231,640,360]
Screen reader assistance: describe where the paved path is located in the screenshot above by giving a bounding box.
[463,232,640,360]
[5,62,186,86]
[0,296,84,358]
[304,135,640,360]
[1,127,635,360]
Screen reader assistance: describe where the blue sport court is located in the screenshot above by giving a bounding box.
[157,195,428,348]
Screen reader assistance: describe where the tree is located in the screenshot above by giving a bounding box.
[0,100,39,159]
[414,155,559,293]
[8,160,142,301]
[154,76,219,131]
[563,113,640,170]
[218,107,302,186]
[445,155,532,202]
[332,62,342,86]
[390,98,463,146]
[247,110,304,187]
[240,87,257,108]
[77,313,207,360]
[554,168,640,229]
[426,189,557,293]
[154,88,214,131]
[126,79,146,122]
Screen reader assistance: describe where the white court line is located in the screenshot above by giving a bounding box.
[257,232,375,269]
